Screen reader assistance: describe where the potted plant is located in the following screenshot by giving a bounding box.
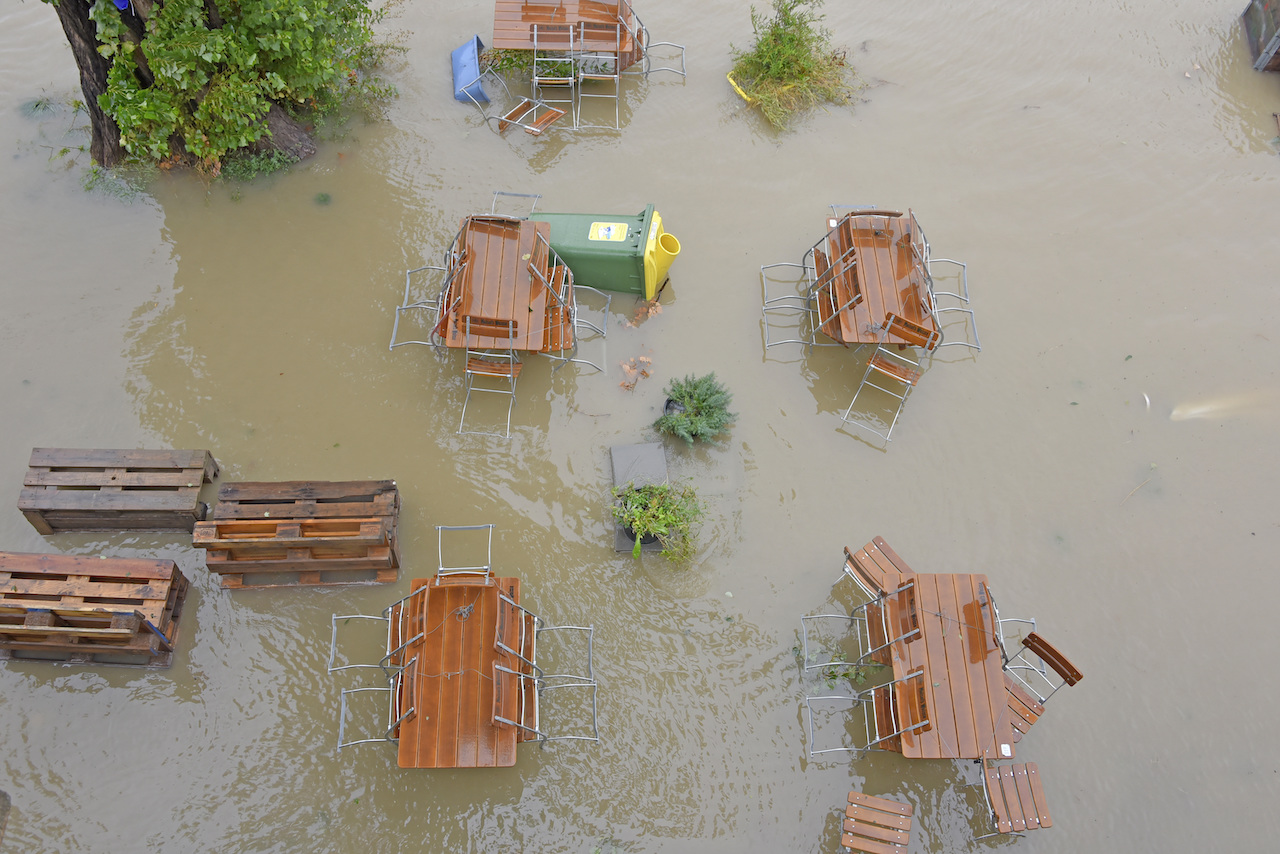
[654,373,737,445]
[611,481,703,561]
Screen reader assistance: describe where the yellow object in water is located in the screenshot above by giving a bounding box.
[726,72,756,105]
[643,211,681,300]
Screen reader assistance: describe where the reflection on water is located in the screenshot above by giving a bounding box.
[3,0,1280,851]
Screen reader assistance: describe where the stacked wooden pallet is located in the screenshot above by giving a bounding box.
[194,480,400,589]
[18,448,218,534]
[0,551,189,667]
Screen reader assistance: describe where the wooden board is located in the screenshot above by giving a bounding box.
[395,576,529,768]
[210,480,399,521]
[200,481,400,588]
[18,448,217,534]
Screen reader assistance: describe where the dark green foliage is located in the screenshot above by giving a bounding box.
[611,481,703,561]
[220,148,299,181]
[653,373,736,445]
[729,0,856,128]
[87,0,396,168]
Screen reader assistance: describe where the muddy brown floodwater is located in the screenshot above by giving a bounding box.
[3,1,1280,851]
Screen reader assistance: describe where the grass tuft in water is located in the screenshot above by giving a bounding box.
[21,96,56,118]
[729,0,858,129]
[220,149,299,182]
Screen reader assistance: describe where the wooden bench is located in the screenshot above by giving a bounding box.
[842,791,914,853]
[980,760,1053,837]
[0,551,189,667]
[195,481,400,588]
[19,448,218,534]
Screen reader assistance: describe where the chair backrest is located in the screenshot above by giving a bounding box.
[885,312,941,351]
[843,541,910,598]
[1022,633,1083,686]
[899,667,930,733]
[890,580,921,643]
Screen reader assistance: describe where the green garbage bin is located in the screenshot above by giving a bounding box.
[530,204,680,300]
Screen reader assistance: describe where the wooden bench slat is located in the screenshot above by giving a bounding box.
[841,818,909,847]
[846,804,912,832]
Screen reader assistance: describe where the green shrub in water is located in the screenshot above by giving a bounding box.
[654,373,736,445]
[729,0,858,128]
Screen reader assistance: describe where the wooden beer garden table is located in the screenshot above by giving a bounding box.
[439,216,554,353]
[394,575,529,768]
[817,210,937,347]
[491,0,638,52]
[886,572,1016,761]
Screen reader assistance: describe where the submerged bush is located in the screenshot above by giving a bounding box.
[729,0,857,128]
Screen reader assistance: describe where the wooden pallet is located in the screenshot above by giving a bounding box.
[0,551,189,667]
[197,481,400,589]
[18,448,218,534]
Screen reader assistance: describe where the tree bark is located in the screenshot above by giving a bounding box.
[53,0,123,167]
[249,104,318,161]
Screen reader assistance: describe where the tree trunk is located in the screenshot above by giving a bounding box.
[249,104,318,162]
[53,0,123,167]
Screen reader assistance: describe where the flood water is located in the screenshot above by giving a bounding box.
[3,0,1280,851]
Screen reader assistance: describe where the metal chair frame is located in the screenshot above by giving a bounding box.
[459,316,522,438]
[760,261,846,351]
[436,523,496,580]
[327,584,432,749]
[799,595,909,674]
[840,335,928,441]
[1004,633,1081,705]
[805,669,931,758]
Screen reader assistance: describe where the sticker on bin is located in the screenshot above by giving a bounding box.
[588,222,629,241]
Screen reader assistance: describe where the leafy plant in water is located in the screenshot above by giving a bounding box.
[729,0,858,128]
[611,481,703,561]
[653,373,736,445]
[819,651,883,689]
[220,149,299,182]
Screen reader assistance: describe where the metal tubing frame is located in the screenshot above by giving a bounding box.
[435,523,496,579]
[389,264,449,350]
[840,342,924,441]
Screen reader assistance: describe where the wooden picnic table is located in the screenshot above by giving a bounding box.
[818,211,936,347]
[394,575,531,768]
[492,0,637,53]
[886,572,1015,761]
[441,216,551,352]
